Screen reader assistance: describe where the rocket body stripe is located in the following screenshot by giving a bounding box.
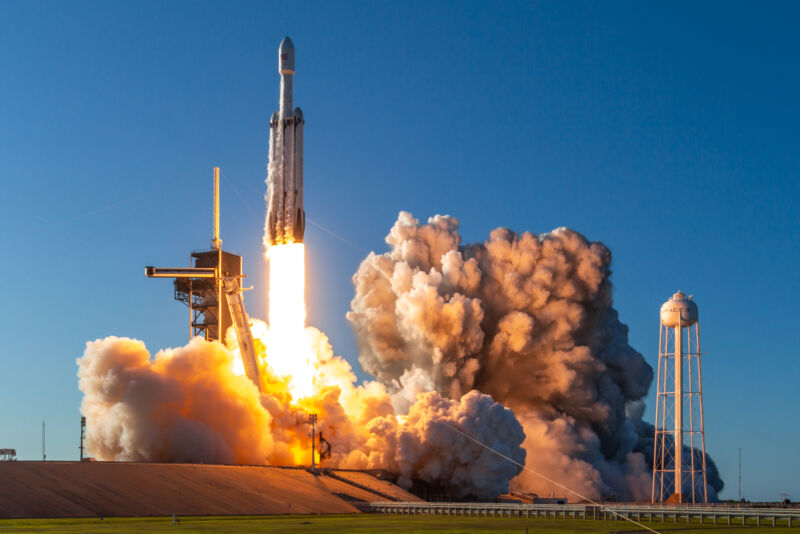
[266,37,305,246]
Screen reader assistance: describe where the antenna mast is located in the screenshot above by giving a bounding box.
[308,413,318,473]
[80,417,86,461]
[739,448,742,501]
[211,166,222,250]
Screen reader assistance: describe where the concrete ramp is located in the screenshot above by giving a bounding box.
[0,462,409,518]
[330,470,421,502]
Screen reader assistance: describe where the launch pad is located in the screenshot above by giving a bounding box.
[0,462,420,519]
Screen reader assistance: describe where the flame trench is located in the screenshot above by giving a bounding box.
[266,242,315,399]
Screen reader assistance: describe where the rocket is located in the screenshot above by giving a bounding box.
[266,37,305,246]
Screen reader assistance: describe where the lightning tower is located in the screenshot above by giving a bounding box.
[652,291,709,503]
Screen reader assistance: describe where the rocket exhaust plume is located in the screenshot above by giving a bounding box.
[266,243,315,399]
[348,212,724,501]
[76,327,525,497]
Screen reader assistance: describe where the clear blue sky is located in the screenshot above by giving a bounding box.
[1,1,798,502]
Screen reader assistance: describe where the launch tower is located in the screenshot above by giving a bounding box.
[651,291,708,503]
[145,167,261,390]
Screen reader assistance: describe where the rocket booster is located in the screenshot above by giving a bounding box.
[266,37,305,246]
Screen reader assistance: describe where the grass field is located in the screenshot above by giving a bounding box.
[1,515,798,533]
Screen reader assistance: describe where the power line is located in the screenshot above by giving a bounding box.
[442,421,662,534]
[306,217,369,253]
[224,174,369,253]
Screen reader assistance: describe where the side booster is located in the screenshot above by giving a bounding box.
[266,36,305,246]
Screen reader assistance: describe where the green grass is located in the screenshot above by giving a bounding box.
[0,514,797,533]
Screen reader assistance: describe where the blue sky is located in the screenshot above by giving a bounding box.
[1,1,798,501]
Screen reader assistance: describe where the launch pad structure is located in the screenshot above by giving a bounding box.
[145,167,261,389]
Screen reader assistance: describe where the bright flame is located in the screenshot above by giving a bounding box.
[230,352,245,376]
[266,242,315,399]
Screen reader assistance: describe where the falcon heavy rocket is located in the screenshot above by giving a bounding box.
[266,37,305,246]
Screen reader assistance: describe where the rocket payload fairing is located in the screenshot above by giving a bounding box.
[266,37,305,246]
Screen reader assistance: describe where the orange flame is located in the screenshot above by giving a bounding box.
[266,243,315,399]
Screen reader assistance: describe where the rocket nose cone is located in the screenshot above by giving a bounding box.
[278,37,295,74]
[279,36,295,53]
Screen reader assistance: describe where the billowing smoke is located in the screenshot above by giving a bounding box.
[78,336,274,464]
[395,390,525,498]
[78,207,724,501]
[348,211,723,501]
[78,321,524,498]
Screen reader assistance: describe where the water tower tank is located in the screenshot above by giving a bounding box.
[660,291,698,327]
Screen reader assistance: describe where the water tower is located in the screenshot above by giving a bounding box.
[651,291,708,504]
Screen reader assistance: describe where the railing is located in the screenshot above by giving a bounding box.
[369,501,800,527]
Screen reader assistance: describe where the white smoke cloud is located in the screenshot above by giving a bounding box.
[394,390,525,499]
[77,324,524,498]
[348,211,723,501]
[77,336,274,465]
[78,207,724,502]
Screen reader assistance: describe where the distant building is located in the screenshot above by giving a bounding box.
[509,490,567,504]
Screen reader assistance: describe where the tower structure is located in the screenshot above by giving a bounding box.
[79,416,86,461]
[652,291,708,503]
[145,167,261,391]
[308,413,318,472]
[146,167,240,342]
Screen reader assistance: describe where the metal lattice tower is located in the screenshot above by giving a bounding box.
[79,416,86,461]
[308,413,318,472]
[145,167,261,391]
[652,291,708,504]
